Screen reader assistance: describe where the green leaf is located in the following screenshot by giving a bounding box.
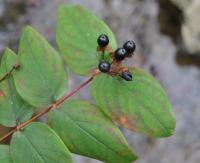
[0,49,33,127]
[0,145,12,163]
[10,122,72,163]
[14,26,68,107]
[57,5,117,76]
[92,68,176,137]
[48,100,137,163]
[0,48,18,78]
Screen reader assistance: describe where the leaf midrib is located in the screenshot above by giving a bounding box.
[59,109,127,161]
[22,132,46,163]
[7,77,17,125]
[121,82,172,135]
[22,36,53,99]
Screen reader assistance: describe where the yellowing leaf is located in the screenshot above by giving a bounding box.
[92,68,176,137]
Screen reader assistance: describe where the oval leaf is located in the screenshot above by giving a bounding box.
[14,26,68,107]
[10,122,72,163]
[48,100,137,163]
[57,5,117,76]
[0,145,12,163]
[0,48,18,78]
[0,49,33,127]
[92,68,176,137]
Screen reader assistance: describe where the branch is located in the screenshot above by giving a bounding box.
[0,77,93,143]
[0,64,20,83]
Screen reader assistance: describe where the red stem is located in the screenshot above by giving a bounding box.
[0,64,20,83]
[0,77,93,143]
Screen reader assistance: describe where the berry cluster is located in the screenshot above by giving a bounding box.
[96,34,136,81]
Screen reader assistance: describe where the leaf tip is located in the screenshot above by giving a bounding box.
[22,25,39,39]
[4,48,16,57]
[157,121,176,138]
[4,47,12,53]
[165,122,176,137]
[128,149,139,162]
[23,25,34,33]
[58,4,77,13]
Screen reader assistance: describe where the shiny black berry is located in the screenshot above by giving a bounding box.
[121,71,132,81]
[123,40,136,56]
[114,48,127,61]
[98,60,111,73]
[97,34,109,47]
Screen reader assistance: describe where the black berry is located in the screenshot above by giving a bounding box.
[97,34,109,47]
[114,48,127,61]
[98,60,111,73]
[121,71,132,81]
[123,40,136,56]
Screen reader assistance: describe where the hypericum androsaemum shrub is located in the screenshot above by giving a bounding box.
[0,5,176,163]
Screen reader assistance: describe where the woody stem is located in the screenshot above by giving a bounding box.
[0,77,93,143]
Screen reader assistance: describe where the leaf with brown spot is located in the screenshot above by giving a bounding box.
[0,91,5,97]
[118,116,138,130]
[92,68,176,137]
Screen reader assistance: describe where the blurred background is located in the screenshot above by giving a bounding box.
[0,0,200,163]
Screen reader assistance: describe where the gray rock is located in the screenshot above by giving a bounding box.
[0,0,5,17]
[182,0,200,54]
[1,0,200,162]
[170,0,200,54]
[170,0,193,10]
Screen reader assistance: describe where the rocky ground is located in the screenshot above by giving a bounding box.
[1,0,200,163]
